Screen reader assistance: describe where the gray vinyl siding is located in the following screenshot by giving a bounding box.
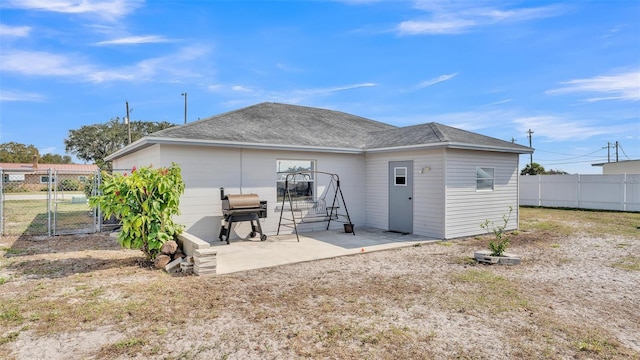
[444,149,519,239]
[112,144,161,172]
[365,149,445,238]
[140,144,365,242]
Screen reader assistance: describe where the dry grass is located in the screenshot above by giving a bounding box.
[0,207,639,359]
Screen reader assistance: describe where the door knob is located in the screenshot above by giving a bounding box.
[408,197,412,200]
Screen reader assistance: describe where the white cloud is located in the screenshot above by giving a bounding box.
[206,82,376,105]
[513,116,614,141]
[95,35,171,45]
[398,2,566,35]
[0,45,213,83]
[0,50,93,77]
[0,24,31,37]
[2,0,142,20]
[546,70,640,102]
[398,19,474,35]
[416,73,457,89]
[232,85,253,92]
[487,99,511,106]
[303,82,376,94]
[0,90,45,102]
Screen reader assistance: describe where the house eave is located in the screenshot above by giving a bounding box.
[105,137,364,161]
[365,142,534,154]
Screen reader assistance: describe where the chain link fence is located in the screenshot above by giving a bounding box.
[1,168,102,236]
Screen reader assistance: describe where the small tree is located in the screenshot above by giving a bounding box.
[520,162,545,175]
[480,207,513,257]
[90,163,185,260]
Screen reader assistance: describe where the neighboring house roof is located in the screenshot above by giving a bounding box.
[592,159,640,167]
[106,102,533,160]
[0,163,99,172]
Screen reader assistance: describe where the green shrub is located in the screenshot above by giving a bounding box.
[89,163,185,260]
[2,183,27,193]
[82,175,95,198]
[480,207,513,257]
[58,179,81,191]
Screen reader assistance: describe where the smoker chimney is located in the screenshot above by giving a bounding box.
[32,155,38,169]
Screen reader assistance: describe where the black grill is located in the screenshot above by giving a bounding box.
[218,188,267,244]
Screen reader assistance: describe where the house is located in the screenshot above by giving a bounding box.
[106,102,533,242]
[1,157,99,192]
[592,159,640,175]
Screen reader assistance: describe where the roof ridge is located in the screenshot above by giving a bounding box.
[428,122,447,142]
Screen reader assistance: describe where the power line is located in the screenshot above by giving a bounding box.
[535,148,605,162]
[618,142,630,160]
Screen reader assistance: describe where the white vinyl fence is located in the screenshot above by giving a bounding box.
[519,174,640,212]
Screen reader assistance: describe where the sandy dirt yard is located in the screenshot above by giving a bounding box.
[0,208,639,359]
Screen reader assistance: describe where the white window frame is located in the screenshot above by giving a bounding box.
[394,167,408,186]
[4,174,25,182]
[476,167,494,191]
[40,175,56,184]
[276,159,316,202]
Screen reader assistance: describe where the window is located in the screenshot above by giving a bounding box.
[394,167,407,186]
[476,167,494,191]
[40,175,56,183]
[277,159,315,202]
[3,174,24,182]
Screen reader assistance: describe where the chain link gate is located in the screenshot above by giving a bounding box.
[1,168,102,237]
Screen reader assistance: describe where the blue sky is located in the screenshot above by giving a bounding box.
[1,0,638,174]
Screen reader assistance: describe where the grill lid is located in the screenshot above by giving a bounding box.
[226,194,260,209]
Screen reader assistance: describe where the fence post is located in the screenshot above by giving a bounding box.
[537,174,541,206]
[576,174,581,209]
[0,169,3,236]
[624,173,627,212]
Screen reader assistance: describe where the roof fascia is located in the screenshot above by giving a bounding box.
[106,137,534,161]
[105,137,364,161]
[365,141,534,154]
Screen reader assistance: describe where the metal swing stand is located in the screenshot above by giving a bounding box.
[276,171,355,242]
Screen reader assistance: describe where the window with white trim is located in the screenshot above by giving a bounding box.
[3,174,24,182]
[276,159,315,202]
[476,167,494,191]
[394,167,407,186]
[40,175,56,183]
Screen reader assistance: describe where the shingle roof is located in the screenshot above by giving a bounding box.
[366,122,532,152]
[107,102,533,160]
[151,102,396,149]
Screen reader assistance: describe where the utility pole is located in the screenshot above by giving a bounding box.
[607,142,611,163]
[615,141,619,162]
[125,100,131,144]
[181,92,188,124]
[527,129,534,167]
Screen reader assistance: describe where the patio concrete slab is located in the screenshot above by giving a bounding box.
[209,226,440,274]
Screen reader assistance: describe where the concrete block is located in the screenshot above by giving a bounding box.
[177,232,210,256]
[474,250,521,265]
[165,257,183,273]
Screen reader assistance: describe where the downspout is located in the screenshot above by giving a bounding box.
[516,155,520,231]
[240,148,243,194]
[442,149,448,239]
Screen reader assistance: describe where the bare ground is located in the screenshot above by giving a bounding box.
[0,208,639,359]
